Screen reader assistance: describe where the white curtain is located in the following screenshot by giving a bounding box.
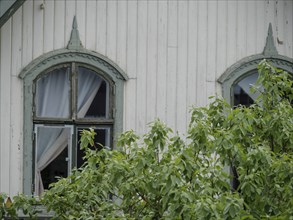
[36,68,70,118]
[77,67,103,118]
[35,67,103,195]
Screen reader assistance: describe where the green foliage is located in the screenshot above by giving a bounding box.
[1,60,292,219]
[0,193,39,219]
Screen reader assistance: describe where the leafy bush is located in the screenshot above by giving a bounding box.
[1,60,292,219]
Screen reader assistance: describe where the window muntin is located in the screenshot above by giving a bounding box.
[33,63,113,195]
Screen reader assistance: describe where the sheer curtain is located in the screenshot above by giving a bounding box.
[35,67,103,195]
[77,67,103,118]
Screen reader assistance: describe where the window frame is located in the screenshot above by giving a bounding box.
[218,56,293,105]
[19,49,128,195]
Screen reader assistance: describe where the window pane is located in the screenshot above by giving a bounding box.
[35,126,72,194]
[41,147,68,190]
[77,67,109,118]
[35,67,70,118]
[233,73,258,106]
[76,127,110,168]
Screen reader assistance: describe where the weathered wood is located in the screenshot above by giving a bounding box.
[136,0,147,135]
[54,0,65,49]
[0,19,12,193]
[10,8,23,195]
[156,0,167,122]
[85,0,96,50]
[124,0,137,131]
[106,0,117,62]
[43,0,54,53]
[166,0,177,131]
[146,0,157,125]
[177,0,188,133]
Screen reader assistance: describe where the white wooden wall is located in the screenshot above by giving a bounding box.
[0,0,292,195]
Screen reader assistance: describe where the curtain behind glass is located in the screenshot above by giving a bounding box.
[35,66,104,195]
[35,67,70,118]
[35,126,71,195]
[77,67,104,118]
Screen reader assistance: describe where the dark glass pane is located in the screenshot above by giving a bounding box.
[35,67,70,118]
[77,67,109,118]
[77,128,109,168]
[35,126,71,194]
[86,81,107,117]
[233,73,258,107]
[234,85,254,107]
[41,147,68,189]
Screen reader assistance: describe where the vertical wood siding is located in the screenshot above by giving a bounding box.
[0,0,292,195]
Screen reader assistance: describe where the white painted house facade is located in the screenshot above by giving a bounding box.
[0,0,292,196]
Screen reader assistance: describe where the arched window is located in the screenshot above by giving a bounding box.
[218,24,293,106]
[20,50,127,195]
[219,58,292,106]
[19,17,128,195]
[33,63,115,194]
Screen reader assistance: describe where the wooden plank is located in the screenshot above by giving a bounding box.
[146,0,157,124]
[187,0,197,110]
[9,76,22,196]
[256,0,265,54]
[226,0,237,68]
[54,0,65,49]
[0,19,12,194]
[33,0,44,59]
[11,8,22,76]
[22,0,33,67]
[197,1,208,107]
[136,0,147,134]
[236,0,246,61]
[65,0,76,47]
[156,0,167,122]
[43,0,54,53]
[284,0,293,57]
[265,0,275,29]
[96,0,107,54]
[10,9,23,195]
[246,1,256,56]
[106,0,117,62]
[167,0,177,48]
[166,0,177,130]
[176,0,188,133]
[85,0,96,50]
[124,0,137,131]
[275,0,285,55]
[116,0,127,71]
[76,0,86,47]
[206,1,217,102]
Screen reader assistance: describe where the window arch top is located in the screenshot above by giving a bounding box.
[19,49,128,83]
[218,55,293,104]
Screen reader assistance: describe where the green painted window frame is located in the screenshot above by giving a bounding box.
[218,55,293,105]
[19,49,128,195]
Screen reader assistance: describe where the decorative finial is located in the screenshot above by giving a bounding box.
[67,16,83,50]
[263,23,278,56]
